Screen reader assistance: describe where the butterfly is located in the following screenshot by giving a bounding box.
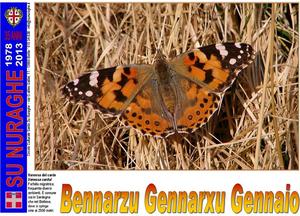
[63,43,255,137]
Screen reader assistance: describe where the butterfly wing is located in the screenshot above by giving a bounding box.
[175,78,221,132]
[63,43,255,136]
[63,65,152,115]
[170,43,255,132]
[120,79,173,136]
[170,43,256,92]
[63,65,173,136]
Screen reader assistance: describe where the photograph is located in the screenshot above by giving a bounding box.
[35,3,298,170]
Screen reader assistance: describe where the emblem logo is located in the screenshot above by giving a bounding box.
[5,191,23,209]
[5,7,23,27]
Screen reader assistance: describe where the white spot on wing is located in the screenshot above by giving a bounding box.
[229,58,237,65]
[238,55,241,59]
[79,91,83,95]
[89,79,98,87]
[85,91,93,97]
[90,71,99,80]
[240,50,244,54]
[215,44,226,51]
[89,71,99,87]
[235,43,241,48]
[215,44,228,57]
[220,50,228,56]
[73,79,79,86]
[74,87,78,91]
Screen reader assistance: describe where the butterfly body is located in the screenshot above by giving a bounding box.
[63,43,255,137]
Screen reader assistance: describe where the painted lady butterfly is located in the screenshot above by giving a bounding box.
[63,43,255,137]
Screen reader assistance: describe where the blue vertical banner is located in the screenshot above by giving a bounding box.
[0,2,28,213]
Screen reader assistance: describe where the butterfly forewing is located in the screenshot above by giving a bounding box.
[63,65,152,115]
[170,43,255,93]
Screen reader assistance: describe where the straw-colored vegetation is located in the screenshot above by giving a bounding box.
[35,3,298,170]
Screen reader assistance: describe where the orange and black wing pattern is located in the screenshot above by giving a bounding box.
[170,43,256,92]
[63,65,152,115]
[63,43,255,136]
[170,43,255,132]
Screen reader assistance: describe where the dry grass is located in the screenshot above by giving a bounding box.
[35,3,298,170]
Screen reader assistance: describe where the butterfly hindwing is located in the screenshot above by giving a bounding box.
[120,81,173,136]
[176,78,221,132]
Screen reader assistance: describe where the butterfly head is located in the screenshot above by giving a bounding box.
[154,49,167,61]
[154,49,171,84]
